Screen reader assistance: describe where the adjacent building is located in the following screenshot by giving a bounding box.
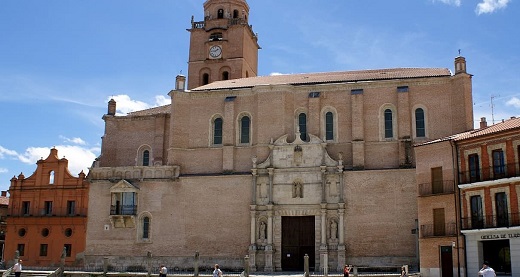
[415,117,520,277]
[5,148,89,266]
[85,0,475,272]
[0,191,9,262]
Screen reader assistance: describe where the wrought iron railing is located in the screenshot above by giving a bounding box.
[459,164,519,185]
[8,207,88,217]
[420,222,457,238]
[418,180,455,196]
[461,213,520,230]
[110,205,137,215]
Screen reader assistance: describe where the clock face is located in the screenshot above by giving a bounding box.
[209,45,222,59]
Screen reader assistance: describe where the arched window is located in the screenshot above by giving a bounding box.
[384,109,393,138]
[213,118,223,145]
[298,113,308,141]
[142,150,150,166]
[240,116,251,144]
[49,171,55,185]
[233,10,239,18]
[222,71,229,80]
[217,9,224,19]
[202,73,209,85]
[415,108,425,137]
[142,216,150,239]
[325,112,334,140]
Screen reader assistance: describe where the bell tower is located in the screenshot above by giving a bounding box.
[187,0,260,89]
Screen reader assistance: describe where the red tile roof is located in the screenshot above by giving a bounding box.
[127,104,171,116]
[192,68,452,91]
[416,117,520,146]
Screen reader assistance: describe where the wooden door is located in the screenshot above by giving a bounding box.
[281,216,315,271]
[440,246,453,277]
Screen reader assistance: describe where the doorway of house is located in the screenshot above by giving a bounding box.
[281,216,315,271]
[440,246,453,277]
[482,239,511,275]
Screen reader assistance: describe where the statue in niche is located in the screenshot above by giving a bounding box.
[329,220,338,240]
[259,221,267,240]
[252,156,257,168]
[293,182,303,198]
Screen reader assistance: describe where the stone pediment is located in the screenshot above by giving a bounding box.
[109,179,140,193]
[256,133,338,169]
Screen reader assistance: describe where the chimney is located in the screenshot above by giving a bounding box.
[107,98,116,115]
[480,117,487,129]
[175,74,186,91]
[1,191,6,197]
[454,55,467,75]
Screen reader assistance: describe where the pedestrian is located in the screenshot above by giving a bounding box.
[213,264,223,277]
[159,264,167,277]
[400,266,408,277]
[343,264,351,277]
[478,261,496,277]
[13,259,22,277]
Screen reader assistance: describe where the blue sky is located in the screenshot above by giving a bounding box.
[0,0,519,193]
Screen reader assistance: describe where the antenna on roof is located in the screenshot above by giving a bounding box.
[491,94,499,124]
[458,49,461,56]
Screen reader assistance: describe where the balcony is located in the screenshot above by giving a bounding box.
[420,222,457,238]
[459,164,519,185]
[461,213,520,230]
[110,205,137,216]
[8,207,88,217]
[418,180,455,196]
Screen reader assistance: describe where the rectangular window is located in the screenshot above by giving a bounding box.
[492,149,505,177]
[67,201,76,216]
[111,192,137,215]
[431,167,443,194]
[44,201,53,216]
[40,244,48,256]
[17,244,25,256]
[433,208,446,236]
[397,86,409,92]
[470,195,484,229]
[22,201,30,216]
[240,116,250,144]
[384,109,393,138]
[351,89,363,95]
[64,244,72,257]
[213,118,223,145]
[468,154,480,182]
[325,112,334,140]
[495,192,509,227]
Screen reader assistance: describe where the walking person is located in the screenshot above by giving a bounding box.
[213,264,222,277]
[13,259,22,277]
[478,261,496,277]
[400,266,408,277]
[159,265,167,277]
[343,265,351,277]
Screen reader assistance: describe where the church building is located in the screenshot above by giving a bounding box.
[85,0,474,272]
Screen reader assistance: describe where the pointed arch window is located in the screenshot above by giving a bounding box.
[240,116,251,144]
[384,109,393,138]
[415,108,425,137]
[298,113,308,141]
[213,117,223,145]
[325,112,334,141]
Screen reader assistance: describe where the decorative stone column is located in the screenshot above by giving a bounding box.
[248,207,257,272]
[337,204,346,271]
[265,206,274,272]
[320,204,328,272]
[320,166,327,203]
[268,168,274,204]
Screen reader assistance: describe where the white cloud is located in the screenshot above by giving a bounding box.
[109,95,151,115]
[476,0,510,14]
[269,72,285,76]
[155,95,171,106]
[434,0,461,6]
[506,97,520,108]
[0,168,7,174]
[17,146,100,175]
[108,94,170,116]
[59,136,87,145]
[0,146,18,159]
